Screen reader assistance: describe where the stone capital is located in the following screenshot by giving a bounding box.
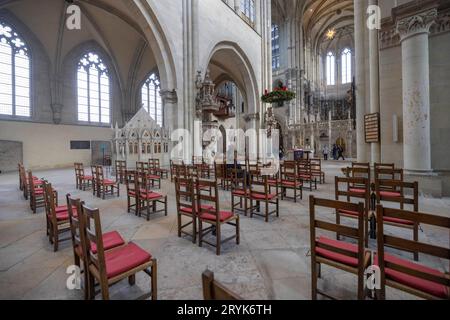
[396,9,438,42]
[51,103,63,124]
[160,89,178,104]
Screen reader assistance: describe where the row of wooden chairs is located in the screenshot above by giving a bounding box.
[74,163,120,199]
[125,170,167,221]
[309,195,449,300]
[175,176,239,256]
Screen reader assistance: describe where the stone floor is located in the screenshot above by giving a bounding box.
[0,161,449,300]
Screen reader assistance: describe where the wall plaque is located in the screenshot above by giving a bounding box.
[365,113,380,143]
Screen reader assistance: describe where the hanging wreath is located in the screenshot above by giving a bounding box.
[261,80,296,105]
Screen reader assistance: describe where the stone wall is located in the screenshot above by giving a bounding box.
[0,141,23,173]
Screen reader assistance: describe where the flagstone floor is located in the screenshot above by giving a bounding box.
[0,161,449,300]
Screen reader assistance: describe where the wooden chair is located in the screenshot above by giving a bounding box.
[115,160,127,184]
[197,179,240,256]
[249,172,279,223]
[335,176,371,247]
[297,159,317,191]
[376,206,450,300]
[66,194,125,299]
[95,165,120,199]
[75,163,93,191]
[149,159,169,179]
[125,170,139,215]
[137,161,161,189]
[91,165,98,196]
[309,196,371,300]
[202,270,242,300]
[311,158,325,184]
[28,170,50,213]
[81,205,157,300]
[175,177,197,243]
[138,173,167,221]
[214,161,229,190]
[231,162,250,216]
[43,182,70,252]
[279,160,303,202]
[375,180,420,261]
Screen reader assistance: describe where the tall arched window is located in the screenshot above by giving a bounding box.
[341,48,352,84]
[77,52,110,124]
[326,51,335,86]
[240,0,255,24]
[0,21,30,117]
[141,73,162,126]
[271,24,280,70]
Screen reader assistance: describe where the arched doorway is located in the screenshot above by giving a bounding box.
[336,137,346,152]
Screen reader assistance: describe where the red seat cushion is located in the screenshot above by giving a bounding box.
[50,210,72,222]
[349,188,366,194]
[56,205,77,213]
[102,179,116,185]
[81,175,93,180]
[315,236,359,267]
[281,180,301,187]
[140,191,164,200]
[375,254,449,299]
[380,191,402,198]
[383,216,414,226]
[91,231,125,254]
[199,211,234,222]
[338,209,359,217]
[299,174,312,180]
[232,189,247,196]
[251,193,277,200]
[180,204,214,215]
[105,242,152,279]
[267,179,278,185]
[147,175,160,180]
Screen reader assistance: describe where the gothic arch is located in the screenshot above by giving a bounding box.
[204,41,259,115]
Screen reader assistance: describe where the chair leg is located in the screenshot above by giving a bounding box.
[164,197,168,216]
[192,217,197,244]
[216,224,221,256]
[53,226,58,252]
[177,214,182,238]
[311,258,318,300]
[199,220,203,247]
[265,201,269,223]
[128,274,136,286]
[101,281,110,300]
[151,259,157,300]
[236,216,240,245]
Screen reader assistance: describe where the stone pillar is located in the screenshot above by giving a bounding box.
[369,0,381,164]
[354,0,368,162]
[396,8,437,172]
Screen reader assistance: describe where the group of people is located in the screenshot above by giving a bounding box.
[322,144,345,161]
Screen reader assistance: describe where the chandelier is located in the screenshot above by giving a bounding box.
[326,28,336,40]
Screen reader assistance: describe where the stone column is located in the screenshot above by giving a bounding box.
[396,8,437,172]
[369,0,381,164]
[354,0,368,162]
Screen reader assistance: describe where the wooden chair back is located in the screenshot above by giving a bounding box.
[335,176,370,204]
[282,161,298,182]
[96,165,106,182]
[43,182,57,224]
[202,270,242,300]
[196,179,219,223]
[125,170,138,196]
[66,194,87,260]
[82,205,108,285]
[175,177,196,214]
[115,160,126,183]
[136,161,149,176]
[376,206,450,299]
[20,166,28,199]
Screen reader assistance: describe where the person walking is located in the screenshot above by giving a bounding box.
[337,145,345,160]
[323,145,329,161]
[332,144,337,160]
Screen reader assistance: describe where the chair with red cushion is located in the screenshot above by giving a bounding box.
[230,162,250,216]
[280,160,303,202]
[309,196,371,300]
[311,158,325,184]
[346,163,371,195]
[66,194,125,299]
[95,165,119,199]
[297,159,317,191]
[43,182,70,252]
[28,170,51,213]
[115,160,127,184]
[81,205,157,300]
[125,170,139,215]
[138,172,167,221]
[202,270,242,300]
[375,179,420,261]
[137,161,161,190]
[249,171,279,223]
[197,179,239,256]
[335,176,371,247]
[75,163,93,191]
[375,206,450,300]
[175,177,203,243]
[149,158,169,179]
